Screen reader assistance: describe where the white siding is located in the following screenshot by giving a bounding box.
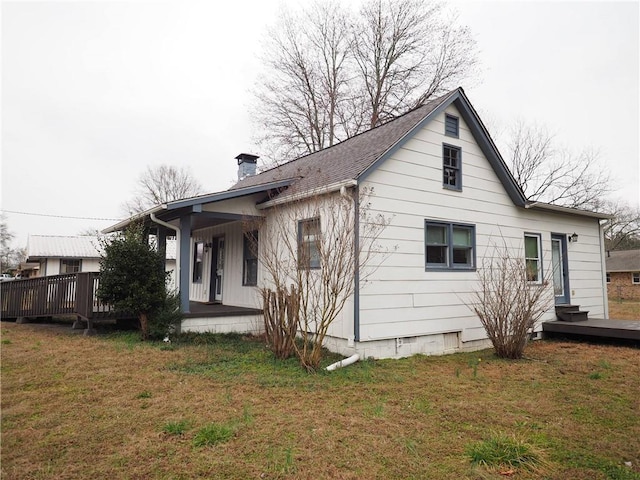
[356,105,606,347]
[189,222,261,309]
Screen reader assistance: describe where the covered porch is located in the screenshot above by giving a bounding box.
[103,179,292,325]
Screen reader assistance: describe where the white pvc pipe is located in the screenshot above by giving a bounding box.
[326,353,360,371]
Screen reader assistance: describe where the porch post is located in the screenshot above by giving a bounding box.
[179,216,191,314]
[157,226,167,272]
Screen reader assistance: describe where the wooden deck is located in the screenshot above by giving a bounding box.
[542,318,640,341]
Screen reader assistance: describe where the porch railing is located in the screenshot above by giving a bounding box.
[0,272,117,320]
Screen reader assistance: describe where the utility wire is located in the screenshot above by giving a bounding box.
[0,209,122,222]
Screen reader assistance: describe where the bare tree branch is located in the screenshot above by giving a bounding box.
[121,165,203,215]
[601,200,640,251]
[253,0,479,165]
[505,121,610,210]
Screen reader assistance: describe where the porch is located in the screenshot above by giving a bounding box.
[542,318,640,341]
[181,302,263,335]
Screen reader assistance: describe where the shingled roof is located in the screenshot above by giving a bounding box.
[230,89,462,196]
[606,250,640,272]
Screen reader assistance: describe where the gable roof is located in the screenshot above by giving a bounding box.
[606,250,640,272]
[231,87,528,207]
[27,235,177,260]
[104,86,607,234]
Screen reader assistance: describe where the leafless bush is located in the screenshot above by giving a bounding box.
[261,285,299,360]
[469,240,552,359]
[246,185,392,371]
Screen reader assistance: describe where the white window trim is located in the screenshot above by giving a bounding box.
[524,233,543,284]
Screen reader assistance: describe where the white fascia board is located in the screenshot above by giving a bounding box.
[101,205,167,233]
[256,179,358,210]
[524,202,612,219]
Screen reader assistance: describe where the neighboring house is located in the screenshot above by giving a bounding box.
[605,249,640,301]
[104,87,609,359]
[21,235,177,285]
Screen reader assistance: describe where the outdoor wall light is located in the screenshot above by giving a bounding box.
[568,233,578,243]
[204,242,213,252]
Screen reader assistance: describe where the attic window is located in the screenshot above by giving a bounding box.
[443,144,462,190]
[445,114,459,137]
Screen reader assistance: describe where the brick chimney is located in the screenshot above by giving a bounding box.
[236,153,259,181]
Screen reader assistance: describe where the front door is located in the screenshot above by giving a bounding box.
[551,234,570,305]
[209,237,225,303]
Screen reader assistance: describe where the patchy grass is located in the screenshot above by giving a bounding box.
[1,321,639,479]
[161,419,191,436]
[192,422,236,447]
[466,432,549,473]
[608,300,640,320]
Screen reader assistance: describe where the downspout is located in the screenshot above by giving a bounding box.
[353,184,361,342]
[326,354,360,371]
[598,219,609,319]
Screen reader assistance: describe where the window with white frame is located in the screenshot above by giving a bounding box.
[606,273,611,283]
[298,218,321,270]
[633,273,640,284]
[524,233,542,283]
[425,221,475,270]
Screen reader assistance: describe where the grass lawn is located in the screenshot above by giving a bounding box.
[608,300,640,320]
[1,322,639,480]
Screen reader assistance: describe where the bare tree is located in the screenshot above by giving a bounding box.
[254,1,354,162]
[247,186,392,371]
[254,0,478,164]
[354,0,477,128]
[602,200,640,251]
[469,239,552,359]
[122,165,203,215]
[505,121,610,210]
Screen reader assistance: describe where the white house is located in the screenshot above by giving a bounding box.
[104,87,609,358]
[23,235,177,286]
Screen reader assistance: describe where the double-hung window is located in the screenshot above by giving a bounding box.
[443,144,462,190]
[633,273,640,284]
[425,221,475,270]
[524,233,542,283]
[298,218,321,270]
[243,231,258,286]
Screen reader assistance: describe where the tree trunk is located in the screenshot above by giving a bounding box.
[139,312,149,341]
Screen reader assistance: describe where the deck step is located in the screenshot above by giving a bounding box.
[555,305,589,322]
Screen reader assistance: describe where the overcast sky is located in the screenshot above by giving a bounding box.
[2,0,638,249]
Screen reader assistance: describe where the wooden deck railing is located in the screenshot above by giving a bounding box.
[0,272,117,320]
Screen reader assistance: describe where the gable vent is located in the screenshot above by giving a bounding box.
[445,114,459,137]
